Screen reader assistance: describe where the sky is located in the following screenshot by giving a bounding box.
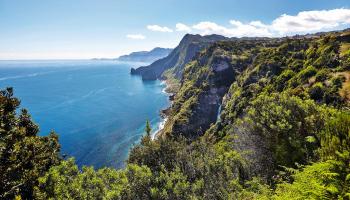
[0,0,349,59]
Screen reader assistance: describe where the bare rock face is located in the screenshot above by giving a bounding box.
[212,60,230,72]
[160,107,171,118]
[173,91,222,138]
[181,87,227,138]
[169,55,236,138]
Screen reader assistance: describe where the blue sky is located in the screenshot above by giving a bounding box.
[0,0,349,59]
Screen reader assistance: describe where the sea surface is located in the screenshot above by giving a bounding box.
[0,60,169,168]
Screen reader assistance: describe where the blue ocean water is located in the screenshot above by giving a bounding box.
[0,60,169,168]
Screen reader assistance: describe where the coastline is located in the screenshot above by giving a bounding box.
[151,80,174,140]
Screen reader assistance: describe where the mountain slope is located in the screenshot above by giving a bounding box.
[4,29,350,199]
[160,28,350,179]
[130,34,229,80]
[117,47,172,63]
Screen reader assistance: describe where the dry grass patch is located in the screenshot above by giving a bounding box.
[340,43,350,57]
[337,71,350,101]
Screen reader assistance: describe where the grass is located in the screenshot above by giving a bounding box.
[337,71,350,101]
[162,69,181,94]
[340,43,350,57]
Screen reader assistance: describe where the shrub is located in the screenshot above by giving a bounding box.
[308,82,325,101]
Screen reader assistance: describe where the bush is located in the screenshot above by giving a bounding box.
[298,65,317,82]
[274,69,295,91]
[315,69,330,82]
[308,82,325,101]
[241,93,330,167]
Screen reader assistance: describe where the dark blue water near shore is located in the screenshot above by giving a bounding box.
[0,60,169,168]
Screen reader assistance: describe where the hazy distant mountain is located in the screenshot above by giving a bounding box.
[130,34,229,80]
[117,47,173,63]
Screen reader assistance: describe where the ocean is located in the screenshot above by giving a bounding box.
[0,60,169,168]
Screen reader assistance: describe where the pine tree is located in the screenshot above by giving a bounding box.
[140,120,152,146]
[145,120,152,136]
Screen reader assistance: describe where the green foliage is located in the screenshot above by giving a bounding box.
[150,166,191,199]
[4,30,350,199]
[274,69,295,91]
[308,82,325,100]
[35,158,148,200]
[36,134,246,200]
[315,68,331,82]
[292,65,317,86]
[145,120,152,136]
[128,133,247,199]
[273,161,342,200]
[318,111,350,161]
[0,88,61,199]
[241,93,330,166]
[125,164,153,199]
[34,127,349,199]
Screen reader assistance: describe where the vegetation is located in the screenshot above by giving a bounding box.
[1,29,350,199]
[0,88,61,199]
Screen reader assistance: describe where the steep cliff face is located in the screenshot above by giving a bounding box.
[161,42,254,138]
[160,39,273,138]
[130,34,229,80]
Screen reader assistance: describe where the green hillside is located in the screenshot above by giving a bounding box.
[1,29,350,200]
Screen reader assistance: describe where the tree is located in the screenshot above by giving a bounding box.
[241,92,330,167]
[0,88,61,199]
[145,120,152,137]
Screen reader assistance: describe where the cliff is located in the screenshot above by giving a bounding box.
[160,29,350,179]
[130,34,229,80]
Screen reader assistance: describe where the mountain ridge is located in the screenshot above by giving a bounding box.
[117,47,172,63]
[130,34,230,80]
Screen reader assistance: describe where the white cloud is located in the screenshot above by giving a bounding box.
[229,20,272,37]
[147,25,173,32]
[192,22,228,35]
[271,8,350,34]
[187,8,350,37]
[192,21,272,37]
[136,9,350,38]
[126,34,146,40]
[176,23,192,32]
[249,21,268,28]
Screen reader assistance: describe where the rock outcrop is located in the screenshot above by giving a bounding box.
[161,43,239,138]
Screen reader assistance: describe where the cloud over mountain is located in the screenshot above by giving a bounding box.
[271,8,350,34]
[182,8,350,37]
